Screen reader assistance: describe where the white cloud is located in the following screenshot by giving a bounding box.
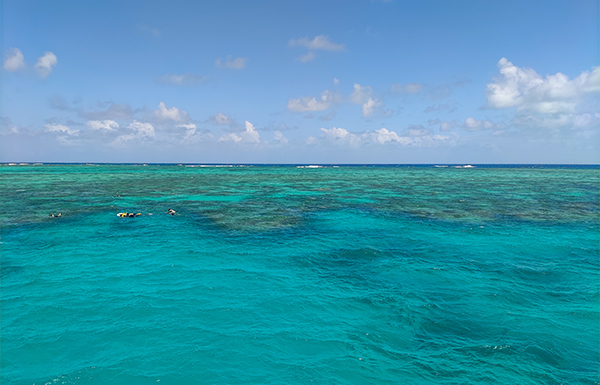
[362,98,382,118]
[219,121,260,143]
[311,126,431,147]
[350,84,383,118]
[462,117,501,131]
[288,89,341,112]
[367,128,412,145]
[242,121,260,143]
[3,48,25,72]
[273,130,289,144]
[128,120,155,137]
[177,123,202,142]
[288,35,345,52]
[159,73,207,86]
[350,84,373,104]
[112,120,155,146]
[215,56,246,70]
[34,52,58,78]
[154,102,189,122]
[320,127,362,146]
[87,120,119,131]
[45,123,79,136]
[219,132,242,143]
[333,77,339,85]
[486,57,600,114]
[209,112,233,125]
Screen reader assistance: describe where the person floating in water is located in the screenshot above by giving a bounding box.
[117,212,142,218]
[167,208,176,215]
[50,213,62,218]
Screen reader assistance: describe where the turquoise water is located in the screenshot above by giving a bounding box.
[1,164,599,384]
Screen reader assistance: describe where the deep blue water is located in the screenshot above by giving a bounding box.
[1,165,598,384]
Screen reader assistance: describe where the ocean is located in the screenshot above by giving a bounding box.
[1,164,598,384]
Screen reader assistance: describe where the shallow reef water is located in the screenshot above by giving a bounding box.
[1,164,598,384]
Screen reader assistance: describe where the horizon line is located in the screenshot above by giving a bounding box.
[2,162,599,167]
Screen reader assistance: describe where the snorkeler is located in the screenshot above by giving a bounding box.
[50,213,62,218]
[167,208,176,215]
[117,212,142,217]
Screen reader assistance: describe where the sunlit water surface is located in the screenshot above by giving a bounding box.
[1,164,598,384]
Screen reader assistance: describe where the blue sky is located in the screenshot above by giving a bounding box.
[1,0,598,163]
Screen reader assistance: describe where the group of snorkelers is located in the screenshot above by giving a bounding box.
[117,208,177,218]
[117,212,142,218]
[52,208,177,218]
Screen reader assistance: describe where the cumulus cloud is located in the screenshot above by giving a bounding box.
[311,126,451,147]
[462,117,506,131]
[367,128,412,145]
[128,121,155,137]
[215,56,246,70]
[208,112,233,125]
[34,52,58,78]
[177,123,206,142]
[288,89,341,112]
[87,120,119,131]
[219,132,242,143]
[154,102,189,122]
[3,48,25,72]
[362,98,383,118]
[45,123,79,136]
[350,84,373,104]
[112,120,155,146]
[159,73,207,86]
[486,57,600,114]
[219,121,260,144]
[273,130,289,144]
[350,84,384,118]
[320,127,362,146]
[288,35,345,52]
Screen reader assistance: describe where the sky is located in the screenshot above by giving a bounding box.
[1,0,598,164]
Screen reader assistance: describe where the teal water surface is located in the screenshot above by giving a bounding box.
[1,165,599,384]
